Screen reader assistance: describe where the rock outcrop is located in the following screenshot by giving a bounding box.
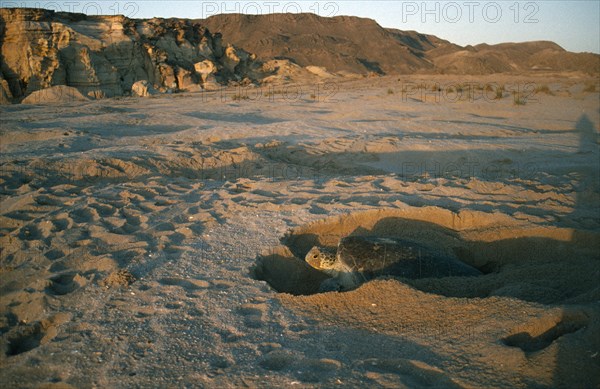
[0,8,260,103]
[0,69,12,103]
[194,59,216,82]
[130,80,156,97]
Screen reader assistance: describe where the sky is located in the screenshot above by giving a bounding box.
[4,1,600,53]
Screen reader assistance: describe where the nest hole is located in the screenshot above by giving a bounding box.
[251,208,599,303]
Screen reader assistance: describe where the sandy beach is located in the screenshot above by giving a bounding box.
[1,74,599,388]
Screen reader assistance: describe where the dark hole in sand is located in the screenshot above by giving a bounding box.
[251,208,600,302]
[502,311,589,352]
[4,323,45,356]
[46,273,86,296]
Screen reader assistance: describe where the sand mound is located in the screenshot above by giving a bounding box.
[281,279,600,388]
[305,66,335,78]
[21,86,88,105]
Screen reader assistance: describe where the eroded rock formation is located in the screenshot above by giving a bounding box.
[0,8,258,102]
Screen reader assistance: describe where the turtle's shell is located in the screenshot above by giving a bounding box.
[336,236,481,279]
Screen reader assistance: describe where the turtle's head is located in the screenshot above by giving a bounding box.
[305,246,337,270]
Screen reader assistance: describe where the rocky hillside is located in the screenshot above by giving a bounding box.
[200,13,435,75]
[202,13,599,76]
[1,8,598,103]
[0,8,259,102]
[430,41,600,75]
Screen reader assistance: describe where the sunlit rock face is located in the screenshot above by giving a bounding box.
[0,8,259,102]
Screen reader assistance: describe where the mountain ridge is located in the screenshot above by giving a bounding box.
[201,12,599,75]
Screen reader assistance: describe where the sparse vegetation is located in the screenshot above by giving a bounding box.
[513,91,526,105]
[310,93,317,100]
[231,94,249,101]
[265,89,285,98]
[583,84,597,93]
[387,88,394,95]
[536,84,554,95]
[495,85,505,99]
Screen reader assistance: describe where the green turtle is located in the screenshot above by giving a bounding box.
[305,236,482,292]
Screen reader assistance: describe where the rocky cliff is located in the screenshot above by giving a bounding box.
[0,7,258,102]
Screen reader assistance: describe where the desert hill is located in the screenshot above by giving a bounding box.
[202,13,599,76]
[200,13,435,74]
[0,8,598,103]
[431,41,600,75]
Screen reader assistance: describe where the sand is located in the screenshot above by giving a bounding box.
[0,74,599,388]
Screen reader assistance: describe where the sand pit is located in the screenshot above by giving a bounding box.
[0,74,599,387]
[256,207,599,300]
